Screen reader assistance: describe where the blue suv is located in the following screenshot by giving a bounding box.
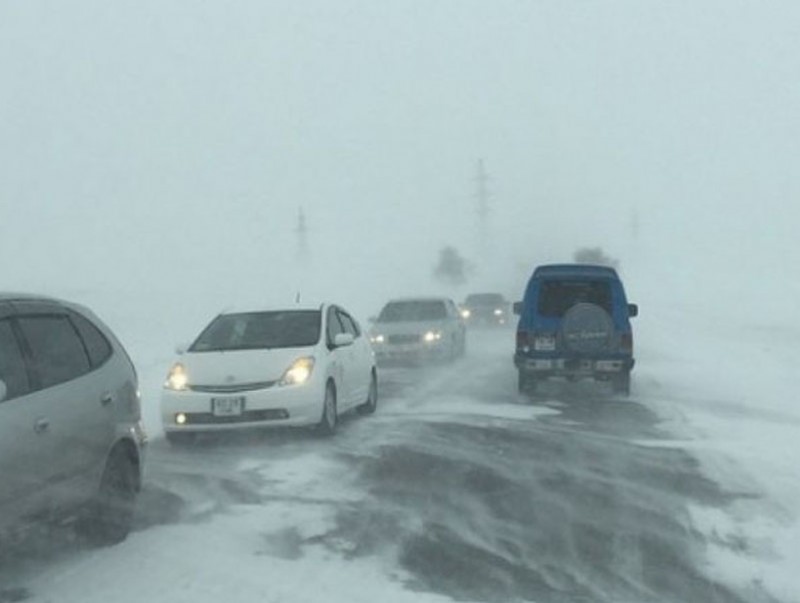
[513,264,638,395]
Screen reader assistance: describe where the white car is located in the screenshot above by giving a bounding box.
[369,297,467,365]
[161,304,377,443]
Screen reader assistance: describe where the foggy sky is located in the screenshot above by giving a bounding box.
[2,1,799,334]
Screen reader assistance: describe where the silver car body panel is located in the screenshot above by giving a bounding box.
[0,295,145,534]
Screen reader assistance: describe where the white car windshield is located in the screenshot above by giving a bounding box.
[378,301,447,323]
[190,311,321,352]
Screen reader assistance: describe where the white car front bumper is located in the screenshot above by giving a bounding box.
[161,381,325,433]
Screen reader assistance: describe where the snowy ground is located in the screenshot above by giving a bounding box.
[1,302,798,603]
[635,307,800,603]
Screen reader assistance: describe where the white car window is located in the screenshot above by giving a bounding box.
[326,307,346,347]
[338,311,359,338]
[191,311,322,352]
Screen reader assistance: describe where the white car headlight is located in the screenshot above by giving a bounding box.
[164,363,189,391]
[423,330,443,343]
[370,334,385,344]
[494,308,504,316]
[279,357,315,386]
[460,309,471,319]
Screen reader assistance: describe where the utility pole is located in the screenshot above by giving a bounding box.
[630,208,640,241]
[475,158,490,248]
[295,206,309,262]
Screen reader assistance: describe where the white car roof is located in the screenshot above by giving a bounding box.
[219,303,326,315]
[383,296,452,304]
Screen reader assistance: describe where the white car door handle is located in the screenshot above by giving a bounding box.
[33,417,50,434]
[100,393,114,406]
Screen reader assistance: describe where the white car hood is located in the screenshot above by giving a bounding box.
[180,347,316,386]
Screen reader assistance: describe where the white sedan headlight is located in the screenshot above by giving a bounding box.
[164,363,189,391]
[423,330,443,343]
[279,357,315,386]
[370,334,385,344]
[494,308,504,316]
[460,309,471,319]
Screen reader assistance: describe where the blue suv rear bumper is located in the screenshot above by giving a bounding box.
[514,352,634,376]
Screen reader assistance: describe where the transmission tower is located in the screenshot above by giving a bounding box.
[295,206,309,262]
[475,158,490,247]
[630,208,640,240]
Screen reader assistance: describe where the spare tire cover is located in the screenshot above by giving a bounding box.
[560,303,614,354]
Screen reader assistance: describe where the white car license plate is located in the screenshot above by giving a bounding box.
[211,396,245,417]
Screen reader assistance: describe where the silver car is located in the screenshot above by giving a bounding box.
[0,294,147,546]
[369,297,466,365]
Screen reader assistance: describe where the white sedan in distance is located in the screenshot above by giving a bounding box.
[369,297,466,365]
[161,304,377,444]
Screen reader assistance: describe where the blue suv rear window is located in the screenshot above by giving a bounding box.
[537,280,612,318]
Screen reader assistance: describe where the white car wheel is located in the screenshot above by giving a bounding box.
[317,382,338,436]
[357,372,378,415]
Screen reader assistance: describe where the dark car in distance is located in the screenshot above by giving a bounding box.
[460,293,511,327]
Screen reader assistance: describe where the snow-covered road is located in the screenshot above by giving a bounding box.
[0,326,795,603]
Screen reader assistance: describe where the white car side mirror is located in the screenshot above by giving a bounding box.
[334,333,355,347]
[175,342,190,355]
[0,379,7,402]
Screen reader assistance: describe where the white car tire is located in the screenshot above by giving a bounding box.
[357,372,378,416]
[317,382,338,436]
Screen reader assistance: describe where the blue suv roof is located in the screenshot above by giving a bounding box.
[532,264,619,279]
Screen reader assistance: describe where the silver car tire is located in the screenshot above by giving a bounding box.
[77,448,137,547]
